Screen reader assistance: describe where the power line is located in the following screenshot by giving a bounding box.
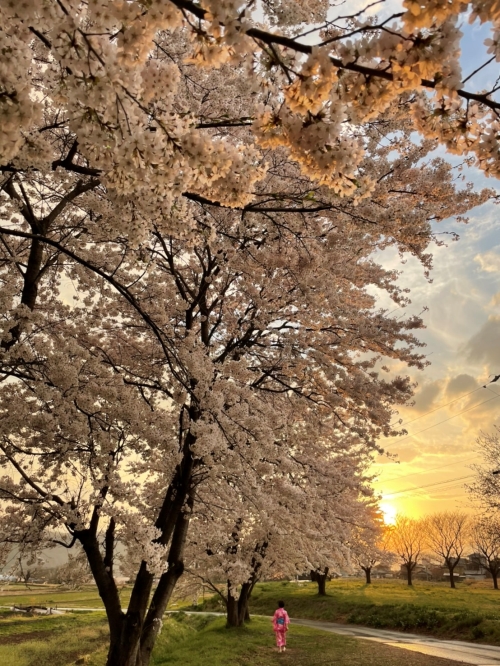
[390,376,500,430]
[402,479,475,500]
[383,474,474,499]
[391,386,484,428]
[374,454,478,484]
[388,392,500,446]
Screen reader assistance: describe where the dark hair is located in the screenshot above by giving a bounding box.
[278,600,285,608]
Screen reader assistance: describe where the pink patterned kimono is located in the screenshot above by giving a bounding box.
[272,608,290,648]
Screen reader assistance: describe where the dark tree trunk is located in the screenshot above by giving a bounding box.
[311,568,328,595]
[226,591,246,627]
[226,581,254,627]
[1,237,44,350]
[76,436,196,666]
[446,558,458,589]
[138,491,195,666]
[362,567,372,584]
[488,563,500,591]
[405,563,413,586]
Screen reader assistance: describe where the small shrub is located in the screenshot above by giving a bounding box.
[172,611,187,623]
[471,625,485,639]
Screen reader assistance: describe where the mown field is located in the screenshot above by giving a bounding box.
[0,610,464,666]
[238,579,500,644]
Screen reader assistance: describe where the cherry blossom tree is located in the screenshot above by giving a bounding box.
[0,2,496,665]
[1,0,499,205]
[349,506,394,584]
[186,411,378,620]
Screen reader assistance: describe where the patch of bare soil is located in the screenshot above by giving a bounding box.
[0,629,54,645]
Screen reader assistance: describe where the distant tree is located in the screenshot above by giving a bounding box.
[388,515,425,586]
[424,512,470,589]
[46,553,91,590]
[350,507,394,584]
[15,561,44,586]
[471,518,500,590]
[469,429,500,513]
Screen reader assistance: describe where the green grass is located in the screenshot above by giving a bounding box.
[233,579,500,644]
[0,611,109,666]
[3,578,500,664]
[0,610,464,666]
[0,583,133,610]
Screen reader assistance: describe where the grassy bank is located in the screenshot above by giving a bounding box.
[0,609,464,666]
[228,579,500,644]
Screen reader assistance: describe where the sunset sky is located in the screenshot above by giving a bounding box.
[343,1,500,521]
[372,194,500,521]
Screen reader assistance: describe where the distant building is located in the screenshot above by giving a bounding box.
[399,554,491,582]
[371,564,394,579]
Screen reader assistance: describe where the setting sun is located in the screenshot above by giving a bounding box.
[380,501,397,526]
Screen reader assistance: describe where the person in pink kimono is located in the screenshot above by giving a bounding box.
[272,600,290,653]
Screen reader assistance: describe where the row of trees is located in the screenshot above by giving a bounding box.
[0,1,498,665]
[389,512,500,589]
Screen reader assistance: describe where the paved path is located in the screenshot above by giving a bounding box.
[291,619,500,666]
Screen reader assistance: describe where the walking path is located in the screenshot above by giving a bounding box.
[291,619,500,666]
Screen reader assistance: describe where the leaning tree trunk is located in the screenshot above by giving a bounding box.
[138,492,194,666]
[311,568,328,596]
[362,567,372,584]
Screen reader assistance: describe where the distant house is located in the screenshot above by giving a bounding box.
[371,564,394,579]
[403,554,491,583]
[399,557,436,581]
[462,553,490,580]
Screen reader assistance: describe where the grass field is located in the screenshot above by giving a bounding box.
[234,579,500,644]
[0,583,126,610]
[0,610,465,666]
[2,577,500,663]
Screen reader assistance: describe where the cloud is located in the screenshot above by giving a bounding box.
[465,316,500,366]
[411,381,442,413]
[446,374,478,397]
[475,250,500,273]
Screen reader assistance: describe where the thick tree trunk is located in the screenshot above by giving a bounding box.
[405,563,413,586]
[77,527,145,666]
[493,571,499,590]
[226,581,253,627]
[362,567,372,584]
[226,592,245,627]
[311,568,328,595]
[77,439,195,666]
